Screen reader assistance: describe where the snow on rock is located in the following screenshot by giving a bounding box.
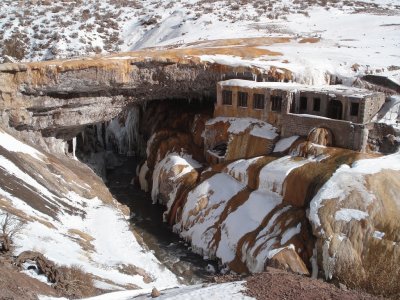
[151,153,201,221]
[204,117,279,163]
[258,156,310,195]
[240,205,308,274]
[307,152,400,293]
[273,136,300,153]
[309,152,400,230]
[334,209,369,222]
[223,157,263,186]
[0,130,45,161]
[280,223,302,245]
[174,173,245,258]
[0,131,178,290]
[173,155,312,274]
[216,190,282,264]
[207,117,278,140]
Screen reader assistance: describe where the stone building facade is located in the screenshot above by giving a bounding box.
[214,79,386,151]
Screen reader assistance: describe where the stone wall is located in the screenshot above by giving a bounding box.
[214,84,291,128]
[281,113,368,151]
[362,94,386,123]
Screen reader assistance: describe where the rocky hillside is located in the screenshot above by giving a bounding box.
[1,0,399,85]
[0,127,179,296]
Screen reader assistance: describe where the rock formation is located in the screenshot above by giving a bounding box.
[308,153,400,296]
[1,53,399,298]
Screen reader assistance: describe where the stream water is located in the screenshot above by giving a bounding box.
[106,155,219,285]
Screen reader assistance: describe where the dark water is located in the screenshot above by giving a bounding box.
[106,156,218,285]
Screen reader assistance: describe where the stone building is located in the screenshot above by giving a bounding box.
[214,79,386,151]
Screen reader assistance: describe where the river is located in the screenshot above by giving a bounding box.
[106,155,219,285]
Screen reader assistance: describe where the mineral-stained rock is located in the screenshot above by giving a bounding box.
[268,246,310,275]
[151,153,201,222]
[0,55,288,145]
[308,153,400,297]
[307,127,333,146]
[204,117,279,163]
[173,166,314,275]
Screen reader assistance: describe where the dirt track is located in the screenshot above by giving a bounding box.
[244,268,382,300]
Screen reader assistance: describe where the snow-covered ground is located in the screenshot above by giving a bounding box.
[40,281,253,300]
[0,0,399,84]
[0,129,178,290]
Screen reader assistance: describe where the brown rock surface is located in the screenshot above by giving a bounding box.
[0,257,58,300]
[268,247,310,275]
[204,118,279,163]
[308,154,400,298]
[244,268,380,300]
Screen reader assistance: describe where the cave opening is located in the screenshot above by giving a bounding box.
[73,97,218,284]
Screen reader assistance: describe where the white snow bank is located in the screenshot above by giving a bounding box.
[206,117,278,140]
[0,134,178,289]
[14,194,178,289]
[0,130,44,161]
[40,281,254,300]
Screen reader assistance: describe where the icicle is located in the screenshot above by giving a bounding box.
[72,137,77,159]
[125,106,141,157]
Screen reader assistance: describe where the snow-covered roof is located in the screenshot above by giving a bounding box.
[219,79,381,99]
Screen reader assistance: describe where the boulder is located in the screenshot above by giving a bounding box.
[268,246,310,275]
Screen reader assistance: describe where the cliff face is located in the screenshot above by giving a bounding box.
[0,52,291,148]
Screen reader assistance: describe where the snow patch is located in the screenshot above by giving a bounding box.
[335,209,369,222]
[0,130,44,161]
[273,136,299,153]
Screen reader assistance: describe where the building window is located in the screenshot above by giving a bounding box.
[237,91,248,107]
[300,96,308,111]
[222,90,232,105]
[350,102,359,116]
[253,94,265,109]
[313,98,321,112]
[271,95,282,112]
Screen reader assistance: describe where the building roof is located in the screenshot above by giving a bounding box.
[219,79,382,99]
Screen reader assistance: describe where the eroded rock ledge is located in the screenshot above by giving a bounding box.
[0,53,291,141]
